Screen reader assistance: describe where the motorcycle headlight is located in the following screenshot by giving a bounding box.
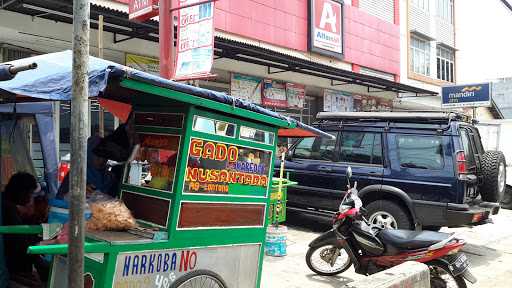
[339,204,351,213]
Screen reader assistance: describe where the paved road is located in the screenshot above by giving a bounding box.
[261,209,512,288]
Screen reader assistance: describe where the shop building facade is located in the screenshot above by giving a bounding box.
[0,0,436,170]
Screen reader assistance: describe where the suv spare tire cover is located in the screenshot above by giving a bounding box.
[480,150,506,203]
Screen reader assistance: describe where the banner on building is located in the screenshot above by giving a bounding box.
[353,95,392,112]
[309,0,344,58]
[323,89,352,112]
[125,53,159,75]
[129,0,159,22]
[441,83,491,108]
[353,95,393,112]
[262,79,287,108]
[286,83,305,109]
[174,0,215,80]
[230,73,263,104]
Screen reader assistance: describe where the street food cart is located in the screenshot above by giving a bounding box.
[0,51,330,288]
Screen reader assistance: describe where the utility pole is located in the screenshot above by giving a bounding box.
[70,0,89,287]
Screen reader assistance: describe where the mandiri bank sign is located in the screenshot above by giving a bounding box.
[309,0,344,58]
[441,83,492,108]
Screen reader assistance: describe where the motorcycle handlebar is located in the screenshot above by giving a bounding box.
[0,62,37,81]
[9,62,38,74]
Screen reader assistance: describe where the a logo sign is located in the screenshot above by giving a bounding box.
[129,0,159,22]
[441,83,491,108]
[309,0,344,58]
[174,0,215,80]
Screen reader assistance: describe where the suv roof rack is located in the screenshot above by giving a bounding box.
[316,111,468,122]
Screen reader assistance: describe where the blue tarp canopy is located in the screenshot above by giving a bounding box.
[0,50,332,137]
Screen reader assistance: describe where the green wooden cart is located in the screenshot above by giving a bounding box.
[0,64,329,288]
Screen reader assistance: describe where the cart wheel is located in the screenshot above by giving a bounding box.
[171,270,228,288]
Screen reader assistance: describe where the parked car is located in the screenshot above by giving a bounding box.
[277,112,503,230]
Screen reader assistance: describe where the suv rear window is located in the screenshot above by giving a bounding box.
[293,132,338,161]
[339,132,382,165]
[460,128,476,169]
[397,135,444,170]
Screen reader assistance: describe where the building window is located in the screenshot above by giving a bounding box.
[1,47,34,61]
[410,36,431,76]
[437,46,454,82]
[437,0,453,23]
[412,0,430,12]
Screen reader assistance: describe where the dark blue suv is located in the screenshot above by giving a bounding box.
[278,112,503,230]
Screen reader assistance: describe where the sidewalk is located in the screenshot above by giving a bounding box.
[261,209,512,288]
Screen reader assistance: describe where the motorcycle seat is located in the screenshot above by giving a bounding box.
[377,229,452,251]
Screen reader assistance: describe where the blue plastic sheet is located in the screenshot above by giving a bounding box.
[0,102,58,197]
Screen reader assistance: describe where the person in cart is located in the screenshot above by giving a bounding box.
[57,136,116,200]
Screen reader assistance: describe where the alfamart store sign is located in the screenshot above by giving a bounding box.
[309,0,344,58]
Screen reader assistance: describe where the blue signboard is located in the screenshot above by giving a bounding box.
[441,83,491,108]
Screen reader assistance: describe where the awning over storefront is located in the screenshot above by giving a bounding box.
[1,0,438,96]
[0,51,334,138]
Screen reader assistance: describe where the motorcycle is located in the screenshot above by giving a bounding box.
[305,167,477,288]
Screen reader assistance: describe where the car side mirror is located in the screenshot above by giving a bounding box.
[285,150,293,161]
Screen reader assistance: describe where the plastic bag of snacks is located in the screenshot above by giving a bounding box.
[86,200,137,231]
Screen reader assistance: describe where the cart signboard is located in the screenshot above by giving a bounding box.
[113,245,260,288]
[184,138,272,196]
[441,83,491,108]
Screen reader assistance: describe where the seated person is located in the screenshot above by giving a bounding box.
[1,172,48,287]
[57,136,116,200]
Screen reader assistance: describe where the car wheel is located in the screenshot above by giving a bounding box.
[480,150,506,203]
[366,200,413,230]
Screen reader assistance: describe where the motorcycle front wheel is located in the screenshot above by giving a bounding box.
[428,261,467,288]
[306,245,352,276]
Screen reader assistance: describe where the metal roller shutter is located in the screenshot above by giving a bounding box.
[359,0,395,23]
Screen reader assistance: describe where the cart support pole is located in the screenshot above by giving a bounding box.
[70,0,90,287]
[98,14,105,137]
